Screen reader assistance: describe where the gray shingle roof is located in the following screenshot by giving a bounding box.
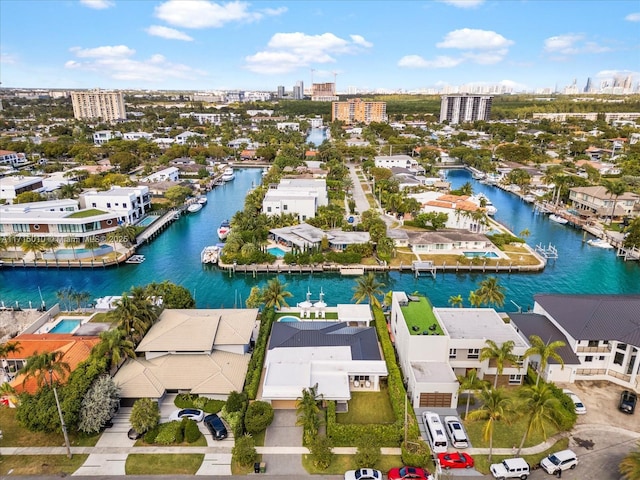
[509,313,580,365]
[534,294,640,346]
[268,321,382,360]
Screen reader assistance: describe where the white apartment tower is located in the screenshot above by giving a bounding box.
[71,89,126,122]
[439,94,493,125]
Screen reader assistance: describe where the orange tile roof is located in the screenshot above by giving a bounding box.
[6,334,100,394]
[305,150,318,156]
[438,194,470,202]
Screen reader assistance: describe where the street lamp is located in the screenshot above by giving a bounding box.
[50,369,72,458]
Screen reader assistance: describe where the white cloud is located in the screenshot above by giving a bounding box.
[544,34,610,55]
[65,45,204,82]
[154,0,285,29]
[397,55,462,68]
[79,0,115,10]
[625,12,640,22]
[438,0,484,8]
[437,28,513,50]
[146,25,194,41]
[1,52,17,64]
[245,32,372,74]
[463,49,509,65]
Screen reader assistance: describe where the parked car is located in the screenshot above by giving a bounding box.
[619,390,637,414]
[127,428,143,440]
[344,468,383,480]
[203,413,228,440]
[562,389,586,415]
[443,415,469,448]
[168,408,205,422]
[387,466,433,480]
[438,452,474,469]
[539,449,578,474]
[490,457,530,479]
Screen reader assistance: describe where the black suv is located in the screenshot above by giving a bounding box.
[204,414,228,440]
[619,390,637,414]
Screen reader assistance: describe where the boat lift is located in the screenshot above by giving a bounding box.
[535,243,558,260]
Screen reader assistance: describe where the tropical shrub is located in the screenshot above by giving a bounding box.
[154,421,183,445]
[308,435,333,470]
[130,398,160,435]
[78,375,120,434]
[183,418,202,443]
[232,433,258,467]
[244,401,274,435]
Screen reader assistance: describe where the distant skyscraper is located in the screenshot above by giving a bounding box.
[293,81,304,100]
[311,83,339,102]
[277,85,285,98]
[71,89,126,122]
[584,77,592,93]
[439,94,493,124]
[332,98,387,125]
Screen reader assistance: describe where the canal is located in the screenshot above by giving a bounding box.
[0,168,638,311]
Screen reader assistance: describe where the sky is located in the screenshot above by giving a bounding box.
[1,0,639,93]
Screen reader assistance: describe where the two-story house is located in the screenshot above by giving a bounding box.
[80,185,151,224]
[569,185,640,221]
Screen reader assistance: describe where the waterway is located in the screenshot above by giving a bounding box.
[0,168,638,312]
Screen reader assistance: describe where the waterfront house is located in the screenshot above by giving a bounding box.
[406,229,496,255]
[113,308,257,405]
[93,130,122,145]
[260,321,387,409]
[389,292,529,408]
[569,185,640,221]
[140,166,180,183]
[269,223,370,252]
[175,131,206,146]
[407,191,491,233]
[262,179,328,222]
[511,294,640,391]
[0,150,29,168]
[0,176,44,203]
[374,155,424,174]
[122,131,153,141]
[80,185,151,224]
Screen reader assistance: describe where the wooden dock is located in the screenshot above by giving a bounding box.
[135,208,183,246]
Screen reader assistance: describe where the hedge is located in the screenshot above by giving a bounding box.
[244,308,276,399]
[174,393,224,413]
[325,400,402,447]
[183,418,202,443]
[154,421,184,445]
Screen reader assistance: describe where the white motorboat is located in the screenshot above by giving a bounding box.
[473,193,497,216]
[187,203,203,213]
[587,239,614,249]
[197,196,208,205]
[217,220,231,240]
[523,194,536,203]
[549,214,568,225]
[221,167,235,182]
[201,245,220,263]
[125,254,145,264]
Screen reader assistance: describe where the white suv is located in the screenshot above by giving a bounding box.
[490,457,530,479]
[540,449,578,474]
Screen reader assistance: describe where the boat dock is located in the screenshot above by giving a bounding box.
[135,208,184,246]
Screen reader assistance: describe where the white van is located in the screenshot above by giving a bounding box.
[443,415,469,448]
[490,457,530,479]
[540,449,578,474]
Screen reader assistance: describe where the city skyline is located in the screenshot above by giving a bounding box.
[1,0,639,93]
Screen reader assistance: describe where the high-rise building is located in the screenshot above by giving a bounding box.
[584,77,593,93]
[311,83,338,102]
[439,94,493,125]
[332,98,387,125]
[277,85,285,98]
[71,89,126,122]
[292,80,304,100]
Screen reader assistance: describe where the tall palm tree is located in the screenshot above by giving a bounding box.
[84,237,100,259]
[468,290,483,308]
[467,387,513,463]
[480,339,519,388]
[456,368,487,419]
[42,238,60,260]
[603,180,627,225]
[352,272,385,308]
[475,277,506,307]
[64,236,78,260]
[261,278,293,310]
[19,350,71,389]
[448,294,464,308]
[296,384,323,445]
[5,235,22,256]
[21,237,45,261]
[515,383,564,454]
[524,335,565,386]
[92,328,136,372]
[110,292,157,342]
[620,442,640,480]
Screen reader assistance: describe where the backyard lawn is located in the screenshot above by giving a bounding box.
[336,386,395,424]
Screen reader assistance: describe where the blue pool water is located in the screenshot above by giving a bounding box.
[138,216,159,227]
[49,319,81,333]
[464,251,499,258]
[278,316,300,322]
[267,247,287,258]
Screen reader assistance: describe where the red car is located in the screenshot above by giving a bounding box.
[437,452,474,469]
[387,466,433,480]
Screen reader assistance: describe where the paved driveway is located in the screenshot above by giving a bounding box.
[261,410,306,475]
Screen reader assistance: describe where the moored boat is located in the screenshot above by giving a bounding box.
[549,214,568,225]
[197,196,208,205]
[221,167,235,182]
[523,193,536,203]
[187,203,203,213]
[125,254,145,264]
[217,220,231,240]
[201,245,220,263]
[587,238,614,249]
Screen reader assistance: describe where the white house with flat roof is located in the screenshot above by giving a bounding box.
[375,155,424,174]
[140,167,180,183]
[122,132,153,141]
[80,185,151,224]
[262,179,328,222]
[93,130,122,145]
[0,176,44,203]
[390,292,529,408]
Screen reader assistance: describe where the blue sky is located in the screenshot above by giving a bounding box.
[1,0,639,92]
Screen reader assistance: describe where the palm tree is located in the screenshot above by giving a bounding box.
[352,272,385,308]
[84,237,100,258]
[296,384,323,445]
[110,292,157,342]
[515,383,564,454]
[64,236,78,260]
[92,328,136,372]
[524,335,565,386]
[480,339,519,388]
[21,237,45,261]
[0,341,22,378]
[467,387,513,463]
[603,180,627,225]
[456,368,487,419]
[448,294,464,308]
[620,442,640,480]
[42,238,59,260]
[58,183,81,199]
[468,290,483,308]
[475,277,506,307]
[19,350,71,389]
[518,228,530,240]
[261,278,293,310]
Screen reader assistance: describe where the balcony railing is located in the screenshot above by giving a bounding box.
[577,346,611,353]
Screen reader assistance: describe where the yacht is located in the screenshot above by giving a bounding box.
[217,220,231,240]
[522,193,536,203]
[549,214,568,225]
[187,203,203,213]
[221,167,235,182]
[587,238,614,249]
[197,196,208,205]
[473,193,497,216]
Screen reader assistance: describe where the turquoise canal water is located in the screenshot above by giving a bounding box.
[1,168,638,312]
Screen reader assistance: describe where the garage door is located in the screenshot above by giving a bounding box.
[270,400,298,409]
[419,393,451,408]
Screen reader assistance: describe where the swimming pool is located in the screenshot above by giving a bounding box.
[49,319,82,334]
[138,215,160,227]
[463,251,499,258]
[278,315,300,322]
[267,246,287,258]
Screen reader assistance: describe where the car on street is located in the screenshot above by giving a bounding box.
[490,457,530,479]
[437,452,474,469]
[203,413,228,440]
[168,408,205,422]
[562,389,587,415]
[387,466,433,480]
[540,449,578,474]
[619,390,637,414]
[344,468,383,480]
[443,415,469,448]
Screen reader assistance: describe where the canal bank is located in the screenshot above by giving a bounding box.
[1,168,639,312]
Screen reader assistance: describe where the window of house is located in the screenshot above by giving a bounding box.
[468,348,479,359]
[509,374,522,384]
[599,356,605,361]
[614,351,625,366]
[122,203,127,208]
[618,343,628,351]
[106,203,111,208]
[588,340,599,348]
[283,204,288,211]
[584,356,593,362]
[449,349,457,359]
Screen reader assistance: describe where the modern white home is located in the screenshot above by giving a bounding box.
[374,154,424,174]
[0,176,44,203]
[511,294,640,391]
[80,185,151,224]
[389,292,529,408]
[140,166,180,183]
[262,179,328,222]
